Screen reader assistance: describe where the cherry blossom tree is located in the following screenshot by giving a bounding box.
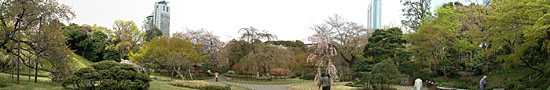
[307,23,339,84]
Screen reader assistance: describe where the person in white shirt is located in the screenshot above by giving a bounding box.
[415,78,422,90]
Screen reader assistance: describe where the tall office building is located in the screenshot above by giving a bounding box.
[145,1,170,36]
[366,0,381,29]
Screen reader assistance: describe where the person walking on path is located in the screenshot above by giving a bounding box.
[480,76,488,90]
[414,78,422,90]
[215,71,220,82]
[318,73,331,90]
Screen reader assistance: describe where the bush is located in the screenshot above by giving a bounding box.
[300,74,316,80]
[62,61,151,90]
[170,80,210,89]
[0,83,7,87]
[198,85,229,90]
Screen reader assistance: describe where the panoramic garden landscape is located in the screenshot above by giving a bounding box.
[0,0,549,90]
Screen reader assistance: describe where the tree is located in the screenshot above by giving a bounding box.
[62,24,112,62]
[308,20,340,84]
[0,0,74,83]
[62,24,88,51]
[485,1,550,88]
[361,59,403,90]
[238,27,277,43]
[233,43,294,76]
[220,40,250,69]
[130,36,206,80]
[362,27,409,66]
[62,61,151,90]
[309,15,369,81]
[108,20,144,60]
[173,28,223,68]
[401,0,432,31]
[144,27,162,42]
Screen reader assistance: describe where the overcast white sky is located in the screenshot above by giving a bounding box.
[59,0,477,42]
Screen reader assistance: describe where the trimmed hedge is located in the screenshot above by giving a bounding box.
[300,74,316,80]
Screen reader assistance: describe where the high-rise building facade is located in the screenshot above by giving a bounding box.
[367,0,381,29]
[145,1,170,36]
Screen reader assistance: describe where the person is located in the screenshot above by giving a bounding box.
[318,73,330,90]
[215,71,219,82]
[480,76,488,90]
[414,78,422,90]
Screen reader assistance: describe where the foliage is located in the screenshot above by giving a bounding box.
[358,59,403,90]
[234,43,294,76]
[405,5,465,78]
[0,83,6,88]
[402,0,550,89]
[62,24,116,62]
[173,28,224,68]
[61,61,151,90]
[0,0,76,82]
[170,80,210,89]
[130,36,206,80]
[362,27,409,65]
[484,0,550,88]
[300,74,316,80]
[220,40,250,69]
[62,24,89,51]
[238,27,277,42]
[107,20,144,60]
[401,0,432,31]
[144,27,162,42]
[265,40,305,47]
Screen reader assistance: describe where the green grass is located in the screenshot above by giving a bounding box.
[70,52,92,69]
[227,77,312,84]
[289,82,363,90]
[0,73,64,90]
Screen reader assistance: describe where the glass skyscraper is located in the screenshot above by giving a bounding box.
[145,1,170,36]
[367,0,381,29]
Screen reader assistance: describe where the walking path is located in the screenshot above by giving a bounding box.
[204,76,306,90]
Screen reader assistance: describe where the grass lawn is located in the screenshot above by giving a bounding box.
[0,73,64,90]
[227,77,312,84]
[71,52,93,69]
[289,81,363,90]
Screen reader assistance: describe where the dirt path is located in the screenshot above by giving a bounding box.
[204,76,304,90]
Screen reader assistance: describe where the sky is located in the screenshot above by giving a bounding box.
[59,0,479,43]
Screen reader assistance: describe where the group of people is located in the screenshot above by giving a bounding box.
[414,76,488,90]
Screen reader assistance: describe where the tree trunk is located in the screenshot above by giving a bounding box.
[17,34,20,84]
[35,22,41,83]
[173,67,186,80]
[188,68,193,80]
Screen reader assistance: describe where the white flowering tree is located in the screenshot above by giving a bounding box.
[307,23,339,84]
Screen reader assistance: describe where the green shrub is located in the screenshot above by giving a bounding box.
[0,82,8,87]
[62,61,151,90]
[300,74,315,80]
[198,85,229,90]
[170,80,210,89]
